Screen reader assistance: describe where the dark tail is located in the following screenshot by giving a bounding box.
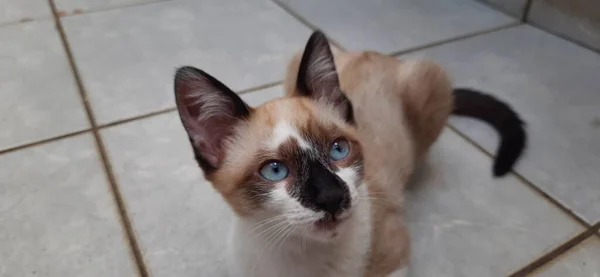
[452,88,526,177]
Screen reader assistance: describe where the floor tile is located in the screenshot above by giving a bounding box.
[101,87,283,276]
[241,85,284,106]
[54,0,167,15]
[277,0,514,53]
[406,129,583,276]
[0,134,137,276]
[479,0,527,18]
[102,84,581,276]
[61,0,311,124]
[529,0,600,52]
[0,0,51,25]
[532,237,600,276]
[0,20,89,151]
[402,25,600,223]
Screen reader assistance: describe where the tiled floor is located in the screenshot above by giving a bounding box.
[1,0,599,276]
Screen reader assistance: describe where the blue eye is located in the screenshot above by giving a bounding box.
[259,161,289,182]
[329,139,350,161]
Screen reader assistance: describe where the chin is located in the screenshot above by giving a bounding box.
[301,209,354,243]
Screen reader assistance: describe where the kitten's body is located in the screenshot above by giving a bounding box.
[281,50,452,276]
[173,32,525,277]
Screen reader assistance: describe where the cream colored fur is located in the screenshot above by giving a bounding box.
[281,50,453,277]
[229,183,371,277]
[174,37,453,277]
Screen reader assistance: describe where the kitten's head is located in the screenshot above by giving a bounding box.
[174,31,363,242]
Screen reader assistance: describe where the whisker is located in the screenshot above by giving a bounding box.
[246,214,287,236]
[274,224,296,253]
[251,221,290,275]
[249,220,289,242]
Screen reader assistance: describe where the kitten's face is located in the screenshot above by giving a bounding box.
[174,31,357,241]
[213,98,364,241]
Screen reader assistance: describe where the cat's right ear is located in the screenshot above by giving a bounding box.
[174,66,252,174]
[296,31,353,123]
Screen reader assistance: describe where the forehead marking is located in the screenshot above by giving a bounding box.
[268,121,311,150]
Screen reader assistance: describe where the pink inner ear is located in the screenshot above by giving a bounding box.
[298,32,346,105]
[297,32,354,123]
[177,85,236,168]
[174,66,251,169]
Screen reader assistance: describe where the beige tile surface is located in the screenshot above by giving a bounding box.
[406,129,583,276]
[479,0,527,17]
[1,0,599,275]
[0,134,137,276]
[278,0,514,53]
[0,0,51,25]
[100,87,283,276]
[404,25,600,223]
[529,0,600,51]
[61,0,311,124]
[0,20,89,151]
[533,237,600,276]
[54,0,167,14]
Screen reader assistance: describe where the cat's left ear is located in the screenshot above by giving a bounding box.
[297,31,354,123]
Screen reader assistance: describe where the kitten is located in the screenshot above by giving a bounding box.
[173,31,525,277]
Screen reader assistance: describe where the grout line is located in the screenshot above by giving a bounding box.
[98,80,283,129]
[525,22,600,55]
[446,124,592,229]
[48,1,150,276]
[238,80,283,95]
[10,4,593,277]
[55,0,173,18]
[0,129,91,156]
[0,16,54,28]
[521,0,534,22]
[509,222,600,277]
[270,0,346,51]
[0,80,283,154]
[389,22,523,57]
[0,0,55,27]
[99,107,178,129]
[13,5,596,275]
[397,19,600,274]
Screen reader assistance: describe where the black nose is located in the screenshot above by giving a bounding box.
[301,160,350,215]
[315,188,347,215]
